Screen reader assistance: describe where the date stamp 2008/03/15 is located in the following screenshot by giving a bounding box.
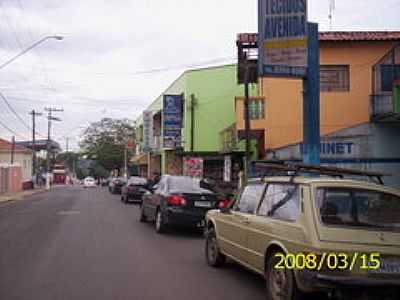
[274,253,381,271]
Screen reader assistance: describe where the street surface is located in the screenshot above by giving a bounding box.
[0,186,266,300]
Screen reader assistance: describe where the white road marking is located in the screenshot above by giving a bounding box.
[57,210,81,215]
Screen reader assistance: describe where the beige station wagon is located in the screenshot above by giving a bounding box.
[205,168,400,300]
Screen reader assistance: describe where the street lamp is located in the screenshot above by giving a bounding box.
[0,35,64,71]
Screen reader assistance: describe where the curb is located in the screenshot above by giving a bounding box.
[0,188,47,204]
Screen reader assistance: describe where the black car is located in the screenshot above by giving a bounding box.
[121,176,148,204]
[139,175,229,233]
[108,177,126,194]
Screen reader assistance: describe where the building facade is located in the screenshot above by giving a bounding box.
[236,32,400,147]
[133,64,258,185]
[0,138,33,189]
[235,31,400,187]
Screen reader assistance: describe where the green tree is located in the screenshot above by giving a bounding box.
[79,118,136,172]
[56,152,80,171]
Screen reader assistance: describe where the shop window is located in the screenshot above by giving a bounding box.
[320,65,350,92]
[249,99,265,120]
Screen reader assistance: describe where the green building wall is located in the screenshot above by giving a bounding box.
[183,64,258,152]
[139,64,258,175]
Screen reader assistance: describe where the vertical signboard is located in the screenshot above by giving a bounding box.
[143,110,153,152]
[224,155,232,182]
[259,0,308,77]
[163,95,183,149]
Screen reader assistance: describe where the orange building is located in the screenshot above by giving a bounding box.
[236,32,400,152]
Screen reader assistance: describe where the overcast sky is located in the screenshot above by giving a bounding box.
[0,0,399,150]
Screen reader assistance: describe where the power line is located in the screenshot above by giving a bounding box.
[0,118,25,139]
[0,90,46,138]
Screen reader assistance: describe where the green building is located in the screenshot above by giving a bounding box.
[133,64,259,184]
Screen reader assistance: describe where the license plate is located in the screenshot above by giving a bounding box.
[195,201,212,208]
[370,259,400,274]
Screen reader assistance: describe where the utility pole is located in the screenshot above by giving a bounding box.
[243,54,251,180]
[65,137,69,153]
[29,110,42,183]
[190,94,196,152]
[124,146,128,179]
[302,23,321,166]
[10,136,15,164]
[44,107,63,189]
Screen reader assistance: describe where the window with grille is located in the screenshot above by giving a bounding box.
[249,99,265,120]
[320,65,350,92]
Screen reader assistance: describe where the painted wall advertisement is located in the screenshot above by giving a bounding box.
[258,0,308,77]
[183,157,204,178]
[163,95,183,149]
[143,110,153,152]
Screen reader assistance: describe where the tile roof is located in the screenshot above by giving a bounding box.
[0,138,32,153]
[319,31,400,41]
[237,31,400,43]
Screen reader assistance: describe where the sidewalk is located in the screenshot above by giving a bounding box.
[0,188,47,204]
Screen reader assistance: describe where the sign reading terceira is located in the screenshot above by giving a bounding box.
[259,0,308,77]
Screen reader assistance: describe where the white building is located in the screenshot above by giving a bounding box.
[0,138,33,184]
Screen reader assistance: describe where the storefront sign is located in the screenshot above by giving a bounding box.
[183,157,203,178]
[300,142,355,156]
[224,155,232,182]
[143,110,153,152]
[163,95,183,149]
[259,0,308,77]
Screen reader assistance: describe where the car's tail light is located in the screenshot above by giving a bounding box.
[167,195,187,206]
[217,199,230,209]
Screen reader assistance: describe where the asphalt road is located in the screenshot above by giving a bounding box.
[0,186,266,300]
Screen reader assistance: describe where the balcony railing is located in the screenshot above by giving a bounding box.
[370,94,394,115]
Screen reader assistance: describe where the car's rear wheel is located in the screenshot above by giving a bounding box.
[139,205,147,222]
[205,227,226,267]
[265,252,303,300]
[155,209,166,233]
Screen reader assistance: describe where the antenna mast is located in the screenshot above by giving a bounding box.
[329,0,336,30]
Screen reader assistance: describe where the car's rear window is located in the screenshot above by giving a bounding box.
[128,177,147,185]
[168,177,212,194]
[316,188,400,232]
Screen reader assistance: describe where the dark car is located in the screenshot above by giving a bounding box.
[121,176,148,204]
[139,175,229,233]
[108,177,126,194]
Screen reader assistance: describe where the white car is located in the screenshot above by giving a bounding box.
[83,177,96,188]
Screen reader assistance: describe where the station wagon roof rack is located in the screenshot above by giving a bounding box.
[250,160,386,185]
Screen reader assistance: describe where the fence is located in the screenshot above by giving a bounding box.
[0,164,22,194]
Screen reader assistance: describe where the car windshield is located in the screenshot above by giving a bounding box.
[168,177,213,194]
[316,187,400,232]
[128,177,147,185]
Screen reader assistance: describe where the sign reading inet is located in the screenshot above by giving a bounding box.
[259,0,308,77]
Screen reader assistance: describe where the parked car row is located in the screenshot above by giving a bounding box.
[109,165,400,300]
